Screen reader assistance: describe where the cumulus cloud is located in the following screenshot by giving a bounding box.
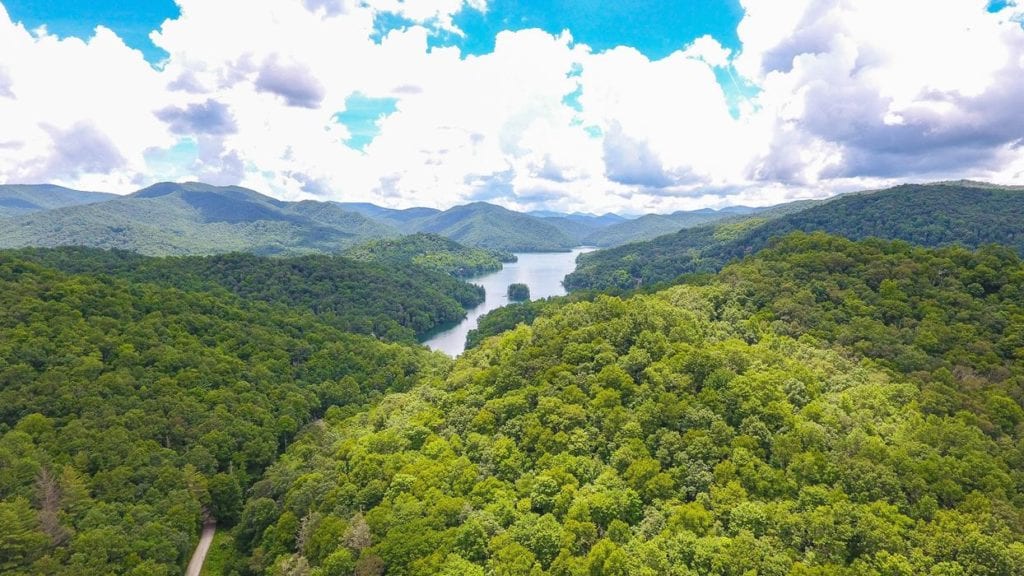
[0,5,171,189]
[255,57,326,108]
[602,123,675,188]
[156,99,237,135]
[0,66,13,98]
[0,0,1021,212]
[32,122,127,180]
[303,0,351,17]
[739,0,1024,185]
[167,70,207,93]
[682,35,732,68]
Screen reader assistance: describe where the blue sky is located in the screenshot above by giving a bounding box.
[2,0,180,61]
[1,0,1022,212]
[441,0,743,59]
[4,0,743,63]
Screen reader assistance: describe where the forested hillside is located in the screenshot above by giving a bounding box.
[584,207,755,247]
[0,183,398,256]
[224,233,1024,576]
[3,183,1024,576]
[344,233,515,278]
[0,255,447,575]
[0,183,601,255]
[0,185,116,218]
[6,247,484,342]
[566,182,1024,292]
[412,203,577,252]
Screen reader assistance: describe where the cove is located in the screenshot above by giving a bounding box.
[423,247,595,356]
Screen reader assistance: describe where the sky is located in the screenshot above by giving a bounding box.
[0,1,1022,213]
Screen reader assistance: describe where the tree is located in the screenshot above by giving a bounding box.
[508,283,531,301]
[209,473,243,526]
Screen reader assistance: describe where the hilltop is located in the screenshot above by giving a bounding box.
[566,181,1024,291]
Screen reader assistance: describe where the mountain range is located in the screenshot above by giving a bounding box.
[565,180,1024,291]
[0,182,772,255]
[0,184,117,217]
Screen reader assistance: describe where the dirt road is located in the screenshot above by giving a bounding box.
[185,519,217,576]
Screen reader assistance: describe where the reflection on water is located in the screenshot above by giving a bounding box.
[423,247,594,356]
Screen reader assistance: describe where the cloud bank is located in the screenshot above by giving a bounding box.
[0,0,1021,212]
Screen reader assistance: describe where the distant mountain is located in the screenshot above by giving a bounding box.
[0,184,116,217]
[411,202,577,252]
[335,202,441,226]
[345,232,515,277]
[566,181,1024,291]
[531,210,628,226]
[0,182,398,256]
[534,216,597,245]
[584,206,766,247]
[0,184,599,255]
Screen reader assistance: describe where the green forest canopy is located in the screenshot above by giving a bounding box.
[344,233,515,278]
[5,247,485,342]
[0,254,449,575]
[2,176,1024,576]
[566,182,1024,292]
[225,233,1024,576]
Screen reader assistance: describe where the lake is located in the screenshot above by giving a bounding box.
[423,247,595,356]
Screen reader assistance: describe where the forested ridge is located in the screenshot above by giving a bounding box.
[0,182,400,257]
[219,233,1024,576]
[0,254,448,575]
[567,182,1024,292]
[1,227,1023,575]
[344,233,515,278]
[5,247,484,342]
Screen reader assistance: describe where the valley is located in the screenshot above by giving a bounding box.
[3,2,1023,574]
[423,247,595,356]
[0,180,1022,576]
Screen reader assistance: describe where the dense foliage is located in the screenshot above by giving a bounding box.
[564,223,733,292]
[5,177,1024,576]
[7,247,484,342]
[345,233,515,278]
[465,300,552,350]
[0,255,448,575]
[233,233,1024,576]
[566,182,1024,292]
[507,283,531,301]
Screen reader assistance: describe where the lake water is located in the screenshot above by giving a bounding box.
[423,247,595,356]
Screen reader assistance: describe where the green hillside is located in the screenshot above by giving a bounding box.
[0,184,116,218]
[345,233,515,277]
[566,182,1024,292]
[0,185,600,255]
[412,202,577,252]
[584,207,757,247]
[538,216,603,245]
[0,254,447,575]
[0,182,398,256]
[3,182,1024,576]
[335,203,441,228]
[7,246,484,342]
[227,233,1024,576]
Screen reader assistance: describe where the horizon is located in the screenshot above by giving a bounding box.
[3,178,808,217]
[5,177,1013,217]
[0,1,1022,213]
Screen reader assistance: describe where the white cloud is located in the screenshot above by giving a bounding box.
[0,3,171,191]
[740,0,1024,186]
[682,35,732,68]
[0,0,1021,213]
